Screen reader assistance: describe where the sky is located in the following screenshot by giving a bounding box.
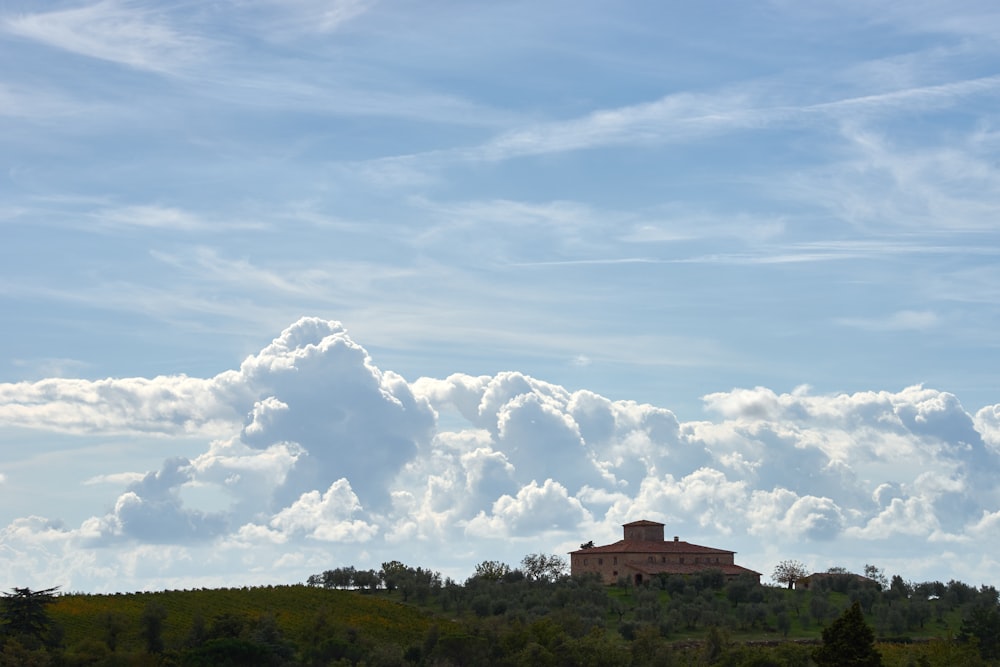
[1,0,1000,593]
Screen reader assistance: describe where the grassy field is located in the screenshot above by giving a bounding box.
[51,585,457,654]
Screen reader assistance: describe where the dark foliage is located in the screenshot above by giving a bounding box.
[814,601,883,667]
[139,601,167,654]
[959,596,1000,660]
[0,586,59,646]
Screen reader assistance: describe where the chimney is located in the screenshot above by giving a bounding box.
[673,536,679,542]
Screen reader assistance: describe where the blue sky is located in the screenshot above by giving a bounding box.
[2,0,1000,592]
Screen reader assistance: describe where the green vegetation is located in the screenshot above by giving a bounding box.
[1,561,998,665]
[813,602,882,666]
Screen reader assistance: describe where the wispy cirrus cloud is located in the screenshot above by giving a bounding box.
[83,471,146,486]
[94,204,267,232]
[337,69,1000,204]
[836,310,940,332]
[776,123,1000,233]
[0,82,97,119]
[238,0,375,36]
[3,1,209,74]
[466,74,1000,162]
[95,205,212,231]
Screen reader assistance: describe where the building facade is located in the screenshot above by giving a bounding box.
[569,520,761,585]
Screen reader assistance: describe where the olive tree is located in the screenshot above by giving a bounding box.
[520,553,567,582]
[772,559,808,589]
[473,560,511,581]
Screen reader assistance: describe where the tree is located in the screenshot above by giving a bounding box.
[0,587,59,646]
[398,566,441,603]
[725,575,754,606]
[864,564,888,590]
[140,601,167,654]
[100,611,126,652]
[322,566,356,590]
[379,561,408,592]
[776,611,792,637]
[958,598,1000,660]
[888,574,911,603]
[813,601,883,667]
[352,569,380,592]
[520,553,567,582]
[772,560,808,589]
[473,560,511,581]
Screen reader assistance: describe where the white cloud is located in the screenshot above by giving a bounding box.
[2,319,1000,591]
[776,121,1000,233]
[0,83,92,119]
[748,486,849,541]
[629,469,750,536]
[459,72,1000,164]
[475,89,762,161]
[974,403,1000,452]
[96,204,206,230]
[226,0,374,40]
[268,478,378,542]
[3,1,208,74]
[836,310,940,331]
[0,373,243,436]
[83,472,145,486]
[846,494,938,540]
[255,0,373,34]
[465,479,590,539]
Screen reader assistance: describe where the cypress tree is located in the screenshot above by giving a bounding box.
[813,601,883,667]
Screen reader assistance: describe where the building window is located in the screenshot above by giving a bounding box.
[680,558,684,564]
[661,556,666,563]
[648,556,654,563]
[613,557,617,565]
[598,558,603,565]
[583,558,588,565]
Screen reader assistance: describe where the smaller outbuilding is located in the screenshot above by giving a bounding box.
[795,571,879,591]
[569,519,761,586]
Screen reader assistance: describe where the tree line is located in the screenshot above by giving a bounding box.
[2,554,999,665]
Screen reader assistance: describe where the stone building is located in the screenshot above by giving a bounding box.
[569,519,761,585]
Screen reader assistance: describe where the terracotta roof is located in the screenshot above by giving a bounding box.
[623,519,665,527]
[570,539,735,556]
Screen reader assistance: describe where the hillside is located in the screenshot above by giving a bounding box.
[1,567,996,666]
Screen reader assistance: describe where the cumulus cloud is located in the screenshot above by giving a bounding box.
[975,403,1000,451]
[267,479,378,542]
[1,318,999,591]
[0,374,243,436]
[82,458,229,544]
[465,479,591,538]
[233,317,436,509]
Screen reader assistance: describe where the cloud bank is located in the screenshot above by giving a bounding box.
[1,318,999,592]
